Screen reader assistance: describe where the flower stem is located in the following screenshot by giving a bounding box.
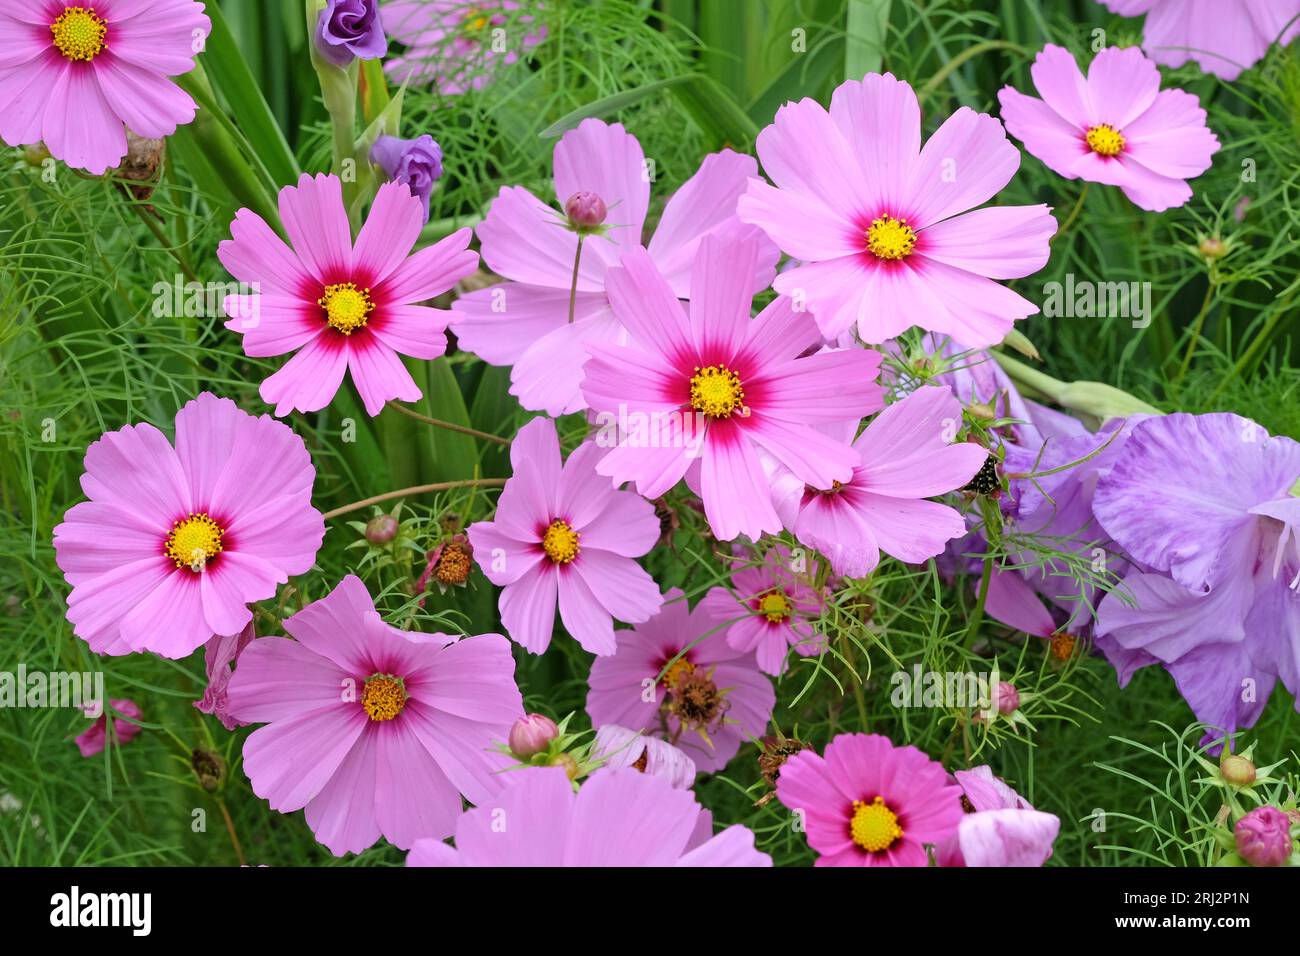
[568,234,585,324]
[217,797,247,867]
[1052,182,1089,244]
[1174,280,1218,384]
[385,401,512,446]
[322,478,507,521]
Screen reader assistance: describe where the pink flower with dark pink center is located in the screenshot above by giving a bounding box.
[775,732,963,867]
[582,234,884,543]
[224,574,524,856]
[738,73,1056,346]
[53,392,324,659]
[467,416,663,656]
[219,173,478,417]
[586,589,776,774]
[936,765,1060,867]
[999,44,1220,212]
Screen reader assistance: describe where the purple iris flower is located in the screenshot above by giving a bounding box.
[370,134,444,222]
[315,0,387,67]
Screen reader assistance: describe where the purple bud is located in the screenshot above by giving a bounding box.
[371,135,443,223]
[1234,806,1293,867]
[364,514,398,545]
[508,713,558,759]
[315,0,387,68]
[996,681,1020,715]
[564,191,607,231]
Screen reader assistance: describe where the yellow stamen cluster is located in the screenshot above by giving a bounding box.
[689,365,746,418]
[1085,124,1125,157]
[758,590,792,624]
[850,795,904,852]
[51,6,107,62]
[661,657,695,688]
[1050,631,1077,662]
[164,513,225,571]
[435,544,472,586]
[361,674,406,721]
[318,282,374,335]
[462,8,491,32]
[866,215,916,261]
[542,520,580,564]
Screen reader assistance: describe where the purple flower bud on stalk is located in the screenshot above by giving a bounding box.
[508,713,558,759]
[996,681,1020,715]
[315,0,387,67]
[364,514,399,545]
[564,191,607,232]
[371,135,444,223]
[1234,806,1293,867]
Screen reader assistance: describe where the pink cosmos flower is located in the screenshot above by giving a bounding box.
[771,386,987,578]
[382,0,546,95]
[53,392,324,659]
[0,0,209,175]
[193,622,254,730]
[219,174,478,417]
[582,235,884,542]
[738,73,1056,346]
[467,416,663,656]
[591,724,697,789]
[451,118,779,415]
[75,698,143,757]
[586,588,776,773]
[699,542,827,676]
[1098,0,1300,80]
[936,765,1060,867]
[999,45,1220,212]
[224,574,523,856]
[406,766,771,866]
[775,732,963,867]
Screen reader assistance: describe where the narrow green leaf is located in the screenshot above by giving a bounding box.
[539,76,695,139]
[845,0,891,79]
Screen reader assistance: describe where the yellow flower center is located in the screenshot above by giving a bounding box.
[1085,124,1125,157]
[850,796,904,852]
[361,674,406,721]
[689,365,746,418]
[318,282,374,335]
[50,6,107,62]
[866,215,916,261]
[661,657,695,688]
[758,590,792,623]
[462,8,491,31]
[542,520,580,564]
[163,513,225,571]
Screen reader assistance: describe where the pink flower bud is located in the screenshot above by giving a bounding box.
[1234,806,1293,867]
[364,514,398,545]
[508,713,558,759]
[996,681,1020,715]
[564,191,607,231]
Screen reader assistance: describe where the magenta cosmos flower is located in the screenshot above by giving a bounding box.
[699,542,827,676]
[451,117,778,416]
[936,766,1060,867]
[738,73,1055,346]
[772,386,987,578]
[75,698,143,757]
[382,0,546,94]
[586,588,775,773]
[999,45,1220,213]
[224,575,523,856]
[582,235,884,542]
[407,766,770,866]
[467,416,663,656]
[0,0,209,174]
[1099,0,1300,80]
[776,732,963,866]
[219,174,478,417]
[53,393,324,659]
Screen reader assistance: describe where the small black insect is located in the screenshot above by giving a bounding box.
[963,453,1001,495]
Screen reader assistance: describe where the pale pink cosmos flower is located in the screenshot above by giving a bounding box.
[219,174,478,417]
[738,73,1056,347]
[936,765,1061,867]
[1098,0,1300,80]
[382,0,546,95]
[771,386,987,578]
[224,574,523,856]
[776,732,963,867]
[53,393,324,659]
[75,699,143,757]
[591,724,697,789]
[699,542,827,676]
[586,589,776,773]
[406,766,770,866]
[582,234,884,542]
[467,416,663,656]
[0,0,209,175]
[999,45,1220,212]
[451,118,779,415]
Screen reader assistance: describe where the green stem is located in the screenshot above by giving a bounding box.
[1174,281,1218,384]
[385,401,512,447]
[918,40,1030,98]
[1052,182,1089,244]
[1208,287,1297,401]
[322,478,507,520]
[568,234,585,325]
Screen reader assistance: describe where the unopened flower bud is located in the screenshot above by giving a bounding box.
[509,713,558,759]
[1198,236,1227,260]
[1220,754,1256,787]
[564,191,607,231]
[1234,806,1292,867]
[547,751,580,781]
[996,681,1020,715]
[364,514,398,545]
[191,748,225,793]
